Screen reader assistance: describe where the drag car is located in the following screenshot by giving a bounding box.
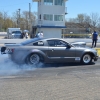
[1,38,98,65]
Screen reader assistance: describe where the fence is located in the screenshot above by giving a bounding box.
[62,28,94,38]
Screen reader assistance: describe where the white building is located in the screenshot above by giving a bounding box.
[32,0,67,38]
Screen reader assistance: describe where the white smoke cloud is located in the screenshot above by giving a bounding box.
[0,53,43,76]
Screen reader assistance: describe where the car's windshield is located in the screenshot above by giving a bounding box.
[12,31,21,34]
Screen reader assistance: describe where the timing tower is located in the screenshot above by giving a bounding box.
[32,0,67,38]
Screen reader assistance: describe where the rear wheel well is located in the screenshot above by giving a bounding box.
[25,53,44,63]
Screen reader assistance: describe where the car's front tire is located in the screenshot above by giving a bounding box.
[26,53,40,65]
[81,53,92,64]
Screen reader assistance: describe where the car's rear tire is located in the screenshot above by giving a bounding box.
[26,53,40,65]
[81,53,92,64]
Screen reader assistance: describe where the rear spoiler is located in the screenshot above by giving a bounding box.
[5,43,16,44]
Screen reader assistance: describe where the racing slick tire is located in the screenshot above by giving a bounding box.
[26,53,40,65]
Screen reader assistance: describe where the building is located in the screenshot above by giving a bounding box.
[31,0,67,38]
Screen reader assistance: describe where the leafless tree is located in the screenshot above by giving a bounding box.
[12,10,20,28]
[83,14,91,26]
[90,12,100,28]
[66,18,78,23]
[21,11,36,30]
[0,12,3,31]
[77,14,84,23]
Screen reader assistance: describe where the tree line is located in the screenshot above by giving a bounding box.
[0,11,100,32]
[66,12,100,32]
[0,10,37,32]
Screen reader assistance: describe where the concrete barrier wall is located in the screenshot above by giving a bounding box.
[0,38,96,43]
[0,38,100,43]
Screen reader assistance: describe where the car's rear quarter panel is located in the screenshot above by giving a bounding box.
[10,46,49,64]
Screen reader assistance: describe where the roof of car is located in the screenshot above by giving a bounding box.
[21,37,66,45]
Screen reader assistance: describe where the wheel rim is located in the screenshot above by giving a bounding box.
[83,54,91,64]
[30,54,39,64]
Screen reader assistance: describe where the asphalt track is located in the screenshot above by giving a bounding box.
[0,38,100,100]
[0,61,100,100]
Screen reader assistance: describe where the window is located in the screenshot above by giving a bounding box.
[44,14,53,21]
[48,40,67,47]
[33,41,44,46]
[44,0,53,5]
[54,15,63,21]
[54,0,64,6]
[39,14,41,20]
[12,31,21,34]
[48,40,55,46]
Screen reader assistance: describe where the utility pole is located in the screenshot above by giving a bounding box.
[18,8,20,28]
[17,11,19,28]
[29,3,31,20]
[29,3,31,34]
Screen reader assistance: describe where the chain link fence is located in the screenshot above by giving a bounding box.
[62,28,94,38]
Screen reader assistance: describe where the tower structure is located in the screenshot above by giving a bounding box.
[32,0,67,38]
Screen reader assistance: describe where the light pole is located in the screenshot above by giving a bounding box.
[38,19,42,33]
[29,3,32,33]
[18,9,20,28]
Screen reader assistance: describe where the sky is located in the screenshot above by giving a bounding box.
[0,0,100,19]
[67,0,100,18]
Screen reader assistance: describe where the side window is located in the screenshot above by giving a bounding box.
[55,40,66,47]
[47,40,67,47]
[33,41,44,46]
[48,40,55,46]
[58,40,67,46]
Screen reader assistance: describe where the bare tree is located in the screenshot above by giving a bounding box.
[90,12,100,28]
[83,14,91,26]
[2,11,9,31]
[12,10,21,28]
[77,14,84,23]
[0,11,14,31]
[0,12,3,31]
[22,11,36,30]
[66,18,78,23]
[22,11,30,30]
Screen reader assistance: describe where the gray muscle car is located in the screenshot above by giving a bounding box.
[1,38,98,65]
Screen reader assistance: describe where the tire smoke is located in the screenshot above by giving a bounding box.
[0,53,42,76]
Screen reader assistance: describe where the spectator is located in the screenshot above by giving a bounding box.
[21,32,25,39]
[91,30,98,48]
[35,32,40,38]
[25,32,29,39]
[40,31,44,38]
[35,31,43,38]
